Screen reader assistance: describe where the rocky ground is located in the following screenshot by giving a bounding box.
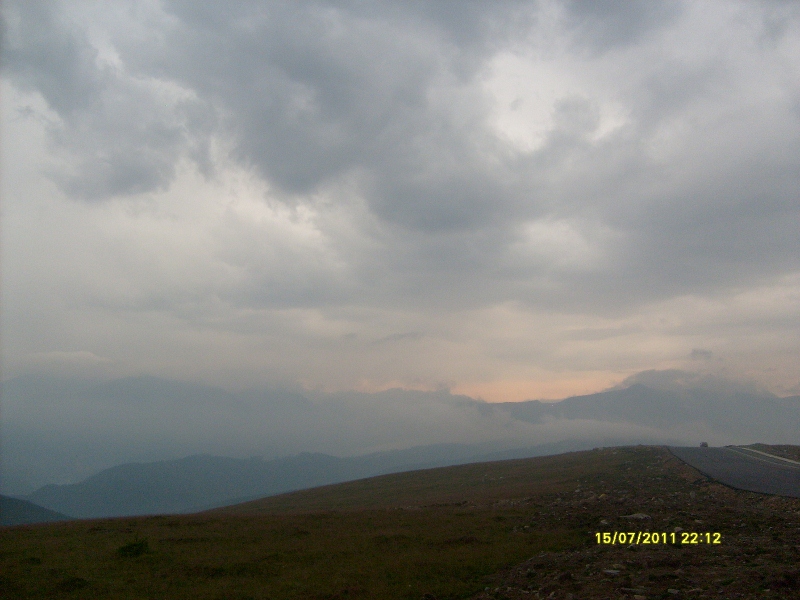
[470,448,800,600]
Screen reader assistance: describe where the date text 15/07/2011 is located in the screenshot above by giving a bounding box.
[595,532,722,545]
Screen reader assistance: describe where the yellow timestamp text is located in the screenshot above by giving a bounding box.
[595,531,722,545]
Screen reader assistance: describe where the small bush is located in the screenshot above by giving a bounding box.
[55,577,88,592]
[117,539,149,557]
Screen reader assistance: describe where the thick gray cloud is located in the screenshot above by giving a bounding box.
[141,0,534,234]
[2,2,102,115]
[2,1,215,199]
[563,0,683,53]
[2,0,799,399]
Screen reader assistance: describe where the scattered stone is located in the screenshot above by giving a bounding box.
[467,446,800,600]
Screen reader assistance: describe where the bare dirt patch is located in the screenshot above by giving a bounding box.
[470,447,800,600]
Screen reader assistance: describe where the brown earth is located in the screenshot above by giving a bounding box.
[468,447,800,600]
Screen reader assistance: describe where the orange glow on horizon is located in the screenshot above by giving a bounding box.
[300,375,630,403]
[294,363,797,403]
[452,375,624,403]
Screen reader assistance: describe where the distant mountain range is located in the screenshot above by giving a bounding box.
[21,440,608,519]
[493,383,800,440]
[4,371,800,520]
[0,495,70,526]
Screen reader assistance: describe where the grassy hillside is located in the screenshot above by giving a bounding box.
[213,444,633,515]
[2,445,799,599]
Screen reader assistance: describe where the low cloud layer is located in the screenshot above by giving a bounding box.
[3,370,797,494]
[2,1,800,401]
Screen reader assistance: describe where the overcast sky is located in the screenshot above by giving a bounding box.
[2,0,799,401]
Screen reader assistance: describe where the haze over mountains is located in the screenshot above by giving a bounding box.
[18,442,596,519]
[0,495,70,526]
[4,369,799,519]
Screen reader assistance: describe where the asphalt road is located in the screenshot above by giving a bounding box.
[669,446,800,498]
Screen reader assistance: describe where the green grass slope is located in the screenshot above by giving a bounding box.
[2,445,798,599]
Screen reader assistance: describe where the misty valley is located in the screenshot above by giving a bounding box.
[2,373,800,598]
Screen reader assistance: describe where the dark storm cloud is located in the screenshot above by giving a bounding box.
[1,2,102,116]
[563,0,683,53]
[2,1,215,200]
[3,0,800,316]
[134,0,539,232]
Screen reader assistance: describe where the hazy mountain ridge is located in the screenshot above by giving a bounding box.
[0,495,71,526]
[5,371,800,518]
[492,384,800,440]
[26,453,346,519]
[24,441,621,519]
